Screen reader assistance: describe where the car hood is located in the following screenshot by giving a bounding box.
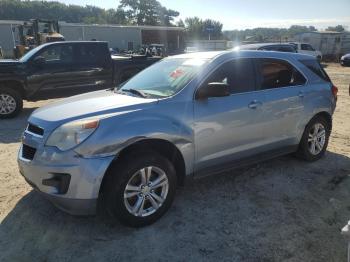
[342,54,350,59]
[0,59,20,65]
[0,59,22,72]
[30,90,158,124]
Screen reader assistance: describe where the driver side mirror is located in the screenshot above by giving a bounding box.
[32,56,46,67]
[195,82,230,100]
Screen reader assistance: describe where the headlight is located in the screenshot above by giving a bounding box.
[46,118,99,151]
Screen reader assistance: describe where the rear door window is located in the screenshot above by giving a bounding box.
[299,59,330,82]
[76,44,105,65]
[278,45,297,53]
[204,58,256,94]
[257,58,306,90]
[289,43,298,50]
[301,44,315,51]
[260,45,278,51]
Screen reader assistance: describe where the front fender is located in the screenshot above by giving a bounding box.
[75,111,195,175]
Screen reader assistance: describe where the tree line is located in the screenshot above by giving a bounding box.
[0,0,179,26]
[0,0,347,42]
[224,25,347,42]
[0,0,224,39]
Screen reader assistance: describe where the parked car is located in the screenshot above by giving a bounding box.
[18,50,337,227]
[0,41,161,118]
[289,42,323,61]
[237,43,297,53]
[340,53,350,66]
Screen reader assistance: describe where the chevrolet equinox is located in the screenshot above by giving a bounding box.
[18,51,337,227]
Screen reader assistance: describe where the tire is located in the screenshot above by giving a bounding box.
[296,115,331,162]
[103,151,177,227]
[0,87,23,119]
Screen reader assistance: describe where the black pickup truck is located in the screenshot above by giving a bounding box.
[0,41,161,118]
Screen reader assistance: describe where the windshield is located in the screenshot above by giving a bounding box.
[19,45,44,62]
[117,57,208,98]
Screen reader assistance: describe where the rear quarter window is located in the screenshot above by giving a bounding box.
[299,59,330,82]
[257,58,307,90]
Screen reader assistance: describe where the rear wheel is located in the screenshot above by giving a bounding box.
[103,151,177,227]
[0,87,23,119]
[296,115,330,161]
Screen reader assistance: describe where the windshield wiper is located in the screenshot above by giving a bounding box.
[120,88,148,98]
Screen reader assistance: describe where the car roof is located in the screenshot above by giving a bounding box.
[41,41,108,47]
[168,50,313,61]
[238,43,295,50]
[168,51,228,60]
[289,42,312,45]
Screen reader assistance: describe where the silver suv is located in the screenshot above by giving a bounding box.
[18,51,337,227]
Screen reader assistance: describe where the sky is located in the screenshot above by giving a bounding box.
[46,0,350,30]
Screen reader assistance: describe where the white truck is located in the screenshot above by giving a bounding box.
[290,42,322,61]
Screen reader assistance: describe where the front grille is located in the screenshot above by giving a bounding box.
[22,144,36,161]
[27,123,44,136]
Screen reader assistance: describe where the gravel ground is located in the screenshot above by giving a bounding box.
[0,63,350,262]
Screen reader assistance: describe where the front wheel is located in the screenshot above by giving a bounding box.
[296,115,331,161]
[0,87,23,119]
[103,152,177,227]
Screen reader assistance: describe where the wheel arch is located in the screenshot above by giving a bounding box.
[0,80,26,98]
[297,110,333,145]
[99,138,187,199]
[311,111,332,131]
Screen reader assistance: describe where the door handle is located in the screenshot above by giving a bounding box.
[248,100,262,109]
[298,91,305,98]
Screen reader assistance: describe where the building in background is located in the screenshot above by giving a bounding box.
[0,20,185,58]
[184,40,228,51]
[294,31,350,60]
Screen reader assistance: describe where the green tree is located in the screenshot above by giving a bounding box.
[223,25,322,43]
[184,17,203,39]
[118,0,179,26]
[184,17,223,40]
[0,0,180,26]
[203,19,223,39]
[176,19,185,28]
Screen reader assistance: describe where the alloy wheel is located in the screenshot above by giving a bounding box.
[123,166,169,217]
[0,94,17,115]
[307,123,326,155]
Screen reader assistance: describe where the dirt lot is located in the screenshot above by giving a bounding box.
[0,63,350,262]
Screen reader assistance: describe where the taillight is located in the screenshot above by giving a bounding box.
[331,84,338,100]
